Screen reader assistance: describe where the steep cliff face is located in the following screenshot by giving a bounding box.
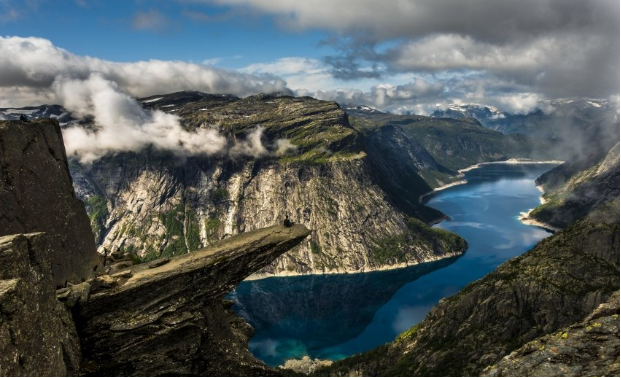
[347,111,532,172]
[0,120,100,286]
[74,225,311,376]
[0,233,81,376]
[70,94,466,276]
[317,200,619,377]
[531,142,620,228]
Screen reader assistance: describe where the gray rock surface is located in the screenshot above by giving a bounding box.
[0,119,100,286]
[0,233,81,376]
[75,224,311,376]
[483,291,620,377]
[532,142,620,228]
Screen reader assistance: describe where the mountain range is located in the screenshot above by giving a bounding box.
[5,92,539,277]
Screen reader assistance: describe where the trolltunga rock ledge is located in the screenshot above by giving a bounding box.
[75,224,310,376]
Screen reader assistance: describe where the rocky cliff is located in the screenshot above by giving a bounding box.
[0,118,312,376]
[0,233,81,376]
[69,93,468,276]
[347,110,532,172]
[530,142,620,228]
[73,224,311,376]
[483,291,619,377]
[316,199,619,377]
[0,119,100,286]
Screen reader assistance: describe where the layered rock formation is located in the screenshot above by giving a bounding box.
[75,224,311,376]
[317,199,619,377]
[0,119,100,286]
[0,233,81,376]
[69,93,470,276]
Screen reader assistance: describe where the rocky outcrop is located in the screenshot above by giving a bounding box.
[317,200,619,377]
[0,117,312,376]
[74,224,310,376]
[0,233,81,376]
[531,142,620,228]
[69,94,466,277]
[0,119,100,286]
[483,291,619,377]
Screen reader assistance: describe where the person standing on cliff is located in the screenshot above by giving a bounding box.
[284,215,293,227]
[102,247,109,266]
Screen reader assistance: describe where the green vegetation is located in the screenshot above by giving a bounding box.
[85,195,108,238]
[185,208,201,252]
[395,324,420,343]
[370,217,466,265]
[140,203,188,262]
[371,235,408,264]
[310,240,322,255]
[177,94,365,165]
[204,215,220,240]
[212,188,229,202]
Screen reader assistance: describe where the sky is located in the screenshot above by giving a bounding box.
[0,0,619,115]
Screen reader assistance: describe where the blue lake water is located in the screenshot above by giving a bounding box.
[229,163,558,366]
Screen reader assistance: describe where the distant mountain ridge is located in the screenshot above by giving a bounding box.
[431,99,619,161]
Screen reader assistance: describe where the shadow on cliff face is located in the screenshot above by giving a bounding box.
[229,256,460,366]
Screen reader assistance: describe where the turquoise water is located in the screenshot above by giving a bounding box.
[229,163,558,366]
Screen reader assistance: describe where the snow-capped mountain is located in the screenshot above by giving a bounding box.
[0,105,74,125]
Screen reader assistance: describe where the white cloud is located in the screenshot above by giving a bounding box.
[0,36,290,107]
[230,126,268,158]
[0,36,294,162]
[274,138,297,156]
[56,73,229,163]
[242,57,337,92]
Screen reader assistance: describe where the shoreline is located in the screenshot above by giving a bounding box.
[457,158,564,173]
[244,249,463,281]
[248,159,562,282]
[419,159,563,204]
[517,183,560,232]
[418,179,468,203]
[518,209,560,233]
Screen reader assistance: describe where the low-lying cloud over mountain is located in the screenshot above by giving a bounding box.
[0,36,292,162]
[0,1,618,161]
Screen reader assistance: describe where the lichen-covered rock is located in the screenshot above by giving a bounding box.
[76,224,311,376]
[0,119,100,286]
[0,233,81,376]
[483,291,620,377]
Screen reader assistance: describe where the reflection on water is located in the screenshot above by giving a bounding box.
[229,163,558,366]
[230,257,459,365]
